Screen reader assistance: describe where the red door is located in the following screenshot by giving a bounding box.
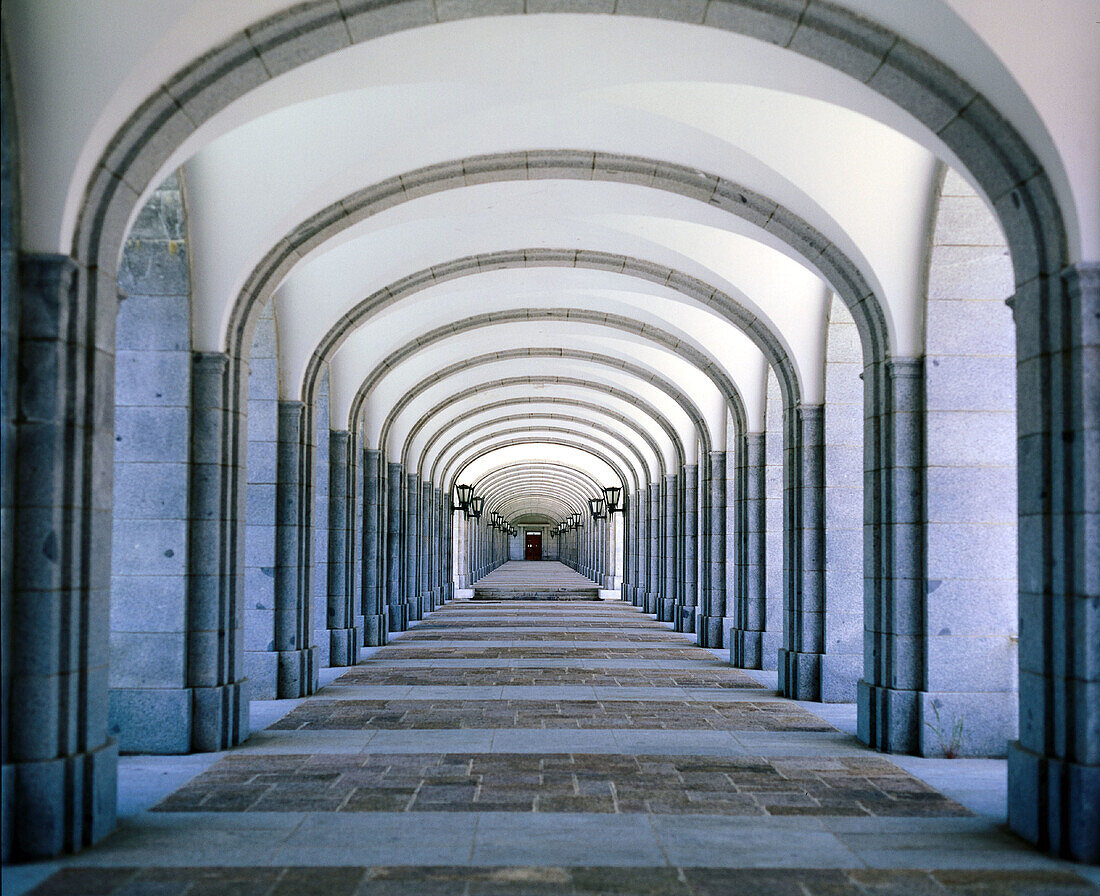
[524,532,542,560]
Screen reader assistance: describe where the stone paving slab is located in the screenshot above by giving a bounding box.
[395,632,685,641]
[153,752,973,818]
[267,699,833,732]
[24,865,1100,894]
[334,666,761,687]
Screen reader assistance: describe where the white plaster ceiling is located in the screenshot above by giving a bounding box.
[8,1,1094,518]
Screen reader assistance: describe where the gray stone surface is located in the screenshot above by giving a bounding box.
[245,305,280,700]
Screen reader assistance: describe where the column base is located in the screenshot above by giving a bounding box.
[387,603,407,632]
[780,649,859,702]
[856,680,919,752]
[778,648,821,701]
[1,738,118,861]
[644,592,659,615]
[192,681,249,751]
[108,688,193,754]
[430,588,442,611]
[364,614,388,646]
[698,615,723,648]
[408,595,424,621]
[730,629,782,670]
[657,598,675,622]
[675,604,696,633]
[328,628,360,667]
[1009,741,1100,863]
[277,646,319,698]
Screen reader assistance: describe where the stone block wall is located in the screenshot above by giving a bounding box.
[922,169,1017,756]
[108,175,193,754]
[763,370,784,671]
[822,297,863,702]
[312,368,330,668]
[243,304,279,699]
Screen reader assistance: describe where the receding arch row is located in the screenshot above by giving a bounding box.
[217,148,888,380]
[415,376,699,491]
[428,414,652,491]
[474,460,609,507]
[309,248,796,429]
[369,350,702,473]
[475,469,607,522]
[449,433,632,501]
[415,395,667,483]
[441,424,644,498]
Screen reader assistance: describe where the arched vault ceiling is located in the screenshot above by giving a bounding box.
[384,367,697,471]
[455,444,621,494]
[286,195,828,400]
[10,5,1088,265]
[438,423,643,494]
[415,399,665,483]
[339,308,754,438]
[418,405,658,482]
[259,165,894,363]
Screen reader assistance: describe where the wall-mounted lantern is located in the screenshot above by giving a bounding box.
[604,486,623,513]
[588,497,606,519]
[453,484,474,513]
[468,496,484,520]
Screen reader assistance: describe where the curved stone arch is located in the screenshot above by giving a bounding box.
[414,395,667,484]
[459,440,630,502]
[353,317,754,443]
[44,0,1086,861]
[474,461,607,511]
[363,350,702,471]
[470,463,612,528]
[229,149,886,375]
[427,413,651,491]
[74,2,1068,313]
[347,309,751,450]
[478,473,600,521]
[306,248,793,423]
[440,424,643,499]
[407,376,697,485]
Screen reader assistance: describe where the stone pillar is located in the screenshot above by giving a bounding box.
[620,495,632,600]
[187,353,248,750]
[430,486,443,607]
[779,405,826,701]
[678,465,699,633]
[646,484,660,614]
[405,474,421,620]
[858,360,924,745]
[699,452,726,647]
[361,448,386,645]
[4,255,117,859]
[630,492,644,605]
[326,432,357,665]
[385,462,406,631]
[109,179,205,756]
[1008,264,1100,863]
[274,401,316,697]
[660,473,678,621]
[732,434,770,667]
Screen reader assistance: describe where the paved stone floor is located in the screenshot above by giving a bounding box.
[7,599,1099,895]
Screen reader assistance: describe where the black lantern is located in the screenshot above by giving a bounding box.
[570,512,581,528]
[604,486,622,513]
[468,496,484,519]
[453,484,473,512]
[589,497,606,519]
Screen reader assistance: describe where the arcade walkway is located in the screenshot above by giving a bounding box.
[472,561,601,600]
[7,601,1098,895]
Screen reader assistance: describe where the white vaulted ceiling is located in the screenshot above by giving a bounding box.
[7,0,1094,522]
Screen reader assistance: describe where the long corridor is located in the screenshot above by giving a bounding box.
[10,600,1098,895]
